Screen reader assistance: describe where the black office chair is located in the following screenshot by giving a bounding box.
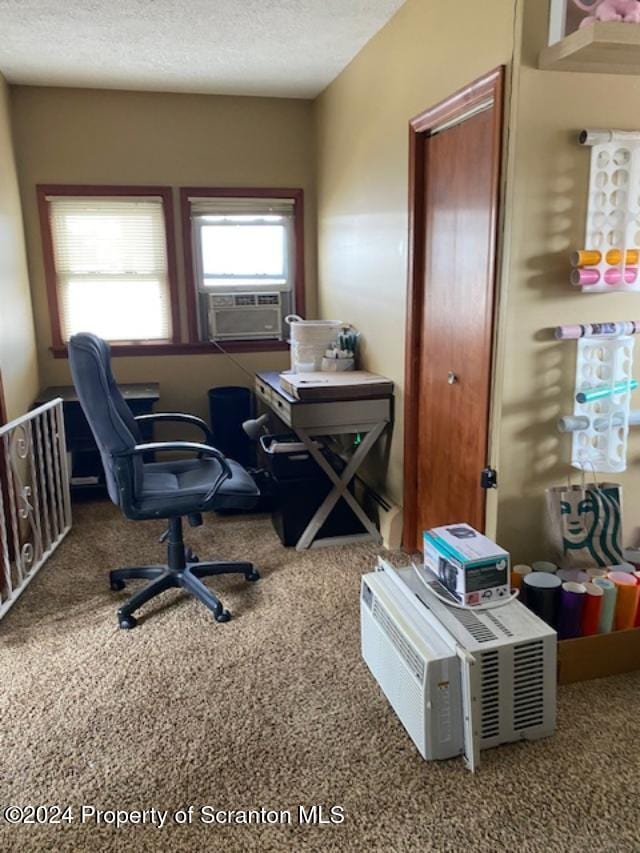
[68,333,260,629]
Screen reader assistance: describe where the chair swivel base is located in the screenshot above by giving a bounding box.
[110,561,260,629]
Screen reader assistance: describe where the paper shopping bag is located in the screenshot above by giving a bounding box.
[545,481,624,569]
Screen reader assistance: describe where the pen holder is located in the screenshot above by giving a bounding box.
[321,357,355,372]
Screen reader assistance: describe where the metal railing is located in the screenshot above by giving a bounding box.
[0,398,72,620]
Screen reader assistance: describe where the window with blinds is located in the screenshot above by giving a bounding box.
[189,197,295,291]
[47,195,172,343]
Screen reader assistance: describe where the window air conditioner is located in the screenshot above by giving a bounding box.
[208,293,283,340]
[360,559,556,771]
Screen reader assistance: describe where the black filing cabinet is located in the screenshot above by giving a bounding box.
[34,383,160,497]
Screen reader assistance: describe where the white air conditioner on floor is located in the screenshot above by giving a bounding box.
[360,559,557,771]
[208,292,282,340]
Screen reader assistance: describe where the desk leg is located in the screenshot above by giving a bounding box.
[294,423,386,550]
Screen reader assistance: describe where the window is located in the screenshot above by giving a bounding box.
[38,186,179,348]
[182,189,304,344]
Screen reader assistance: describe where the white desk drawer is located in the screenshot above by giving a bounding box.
[270,394,292,426]
[254,377,273,406]
[291,398,389,429]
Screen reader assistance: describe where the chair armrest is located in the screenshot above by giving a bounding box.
[117,441,233,479]
[134,412,214,444]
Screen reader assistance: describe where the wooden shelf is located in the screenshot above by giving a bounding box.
[539,22,640,75]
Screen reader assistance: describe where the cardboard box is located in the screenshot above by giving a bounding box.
[423,524,510,605]
[557,627,640,684]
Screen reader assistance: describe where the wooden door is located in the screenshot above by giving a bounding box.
[404,69,503,550]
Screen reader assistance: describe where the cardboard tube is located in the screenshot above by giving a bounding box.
[555,321,640,340]
[609,571,639,630]
[593,577,616,633]
[511,565,532,590]
[579,129,640,146]
[581,582,604,636]
[558,582,587,639]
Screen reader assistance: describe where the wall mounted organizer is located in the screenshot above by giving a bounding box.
[555,323,638,473]
[572,129,640,293]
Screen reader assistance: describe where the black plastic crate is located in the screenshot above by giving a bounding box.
[259,433,326,480]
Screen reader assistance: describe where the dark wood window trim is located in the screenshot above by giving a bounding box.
[180,186,306,345]
[49,339,290,358]
[403,67,504,549]
[37,184,181,351]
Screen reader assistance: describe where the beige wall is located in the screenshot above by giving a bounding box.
[0,74,38,421]
[314,0,517,508]
[497,0,640,560]
[10,86,316,425]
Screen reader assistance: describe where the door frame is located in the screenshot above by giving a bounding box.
[402,67,505,550]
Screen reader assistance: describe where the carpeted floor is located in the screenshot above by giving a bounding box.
[1,501,639,853]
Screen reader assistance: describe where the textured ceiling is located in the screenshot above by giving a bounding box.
[0,0,406,98]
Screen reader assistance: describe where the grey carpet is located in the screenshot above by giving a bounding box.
[0,501,639,853]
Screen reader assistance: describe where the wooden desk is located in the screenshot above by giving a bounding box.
[255,371,392,550]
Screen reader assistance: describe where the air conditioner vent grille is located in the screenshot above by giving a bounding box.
[485,610,514,637]
[257,294,279,305]
[513,641,545,731]
[480,650,500,740]
[372,598,425,683]
[235,294,257,306]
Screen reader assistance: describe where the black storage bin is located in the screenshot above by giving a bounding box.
[271,474,365,547]
[208,386,254,467]
[259,433,326,480]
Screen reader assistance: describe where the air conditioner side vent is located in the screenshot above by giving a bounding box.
[371,598,425,683]
[513,641,545,731]
[480,650,500,740]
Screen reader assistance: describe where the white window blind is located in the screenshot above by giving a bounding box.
[48,196,172,342]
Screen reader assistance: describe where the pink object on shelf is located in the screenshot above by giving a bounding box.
[571,268,600,287]
[604,267,639,285]
[573,0,640,28]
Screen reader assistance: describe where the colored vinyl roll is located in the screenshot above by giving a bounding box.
[581,582,604,636]
[608,571,640,630]
[623,547,640,569]
[586,568,607,581]
[532,561,557,574]
[604,267,639,285]
[571,250,602,267]
[511,565,532,590]
[571,268,600,287]
[593,577,617,633]
[607,249,640,265]
[557,568,589,584]
[522,572,561,629]
[558,582,587,640]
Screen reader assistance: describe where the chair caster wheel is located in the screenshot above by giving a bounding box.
[118,614,137,630]
[110,578,125,591]
[246,570,260,582]
[215,609,231,623]
[185,548,199,563]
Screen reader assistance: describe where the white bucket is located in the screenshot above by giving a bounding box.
[285,315,344,373]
